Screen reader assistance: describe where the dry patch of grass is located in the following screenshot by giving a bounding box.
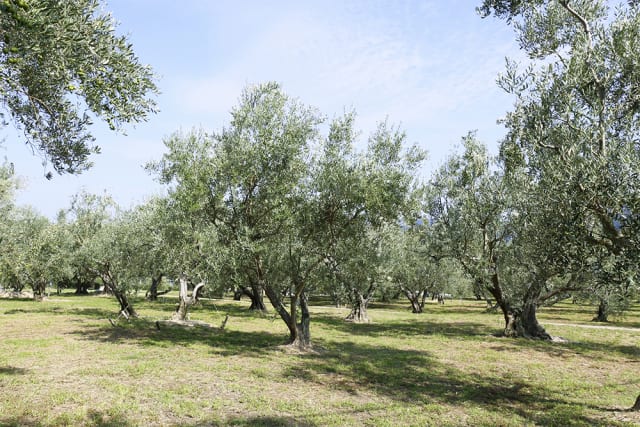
[0,294,638,426]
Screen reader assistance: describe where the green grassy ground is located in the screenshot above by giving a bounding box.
[0,293,638,426]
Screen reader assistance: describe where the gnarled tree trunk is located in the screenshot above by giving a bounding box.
[346,290,371,323]
[145,274,166,301]
[242,281,266,311]
[32,281,47,301]
[499,277,551,340]
[503,302,551,339]
[402,287,427,313]
[172,276,204,321]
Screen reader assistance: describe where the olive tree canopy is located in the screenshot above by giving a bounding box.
[0,0,157,175]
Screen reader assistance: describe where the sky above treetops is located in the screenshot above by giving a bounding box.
[2,0,521,219]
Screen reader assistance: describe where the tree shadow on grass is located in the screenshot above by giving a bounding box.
[0,366,28,375]
[187,415,318,427]
[0,411,132,427]
[312,311,491,339]
[486,331,640,361]
[3,305,113,319]
[66,317,284,357]
[286,338,614,426]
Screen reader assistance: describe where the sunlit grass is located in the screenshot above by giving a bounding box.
[0,292,638,426]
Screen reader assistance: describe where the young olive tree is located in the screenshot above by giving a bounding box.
[0,204,74,299]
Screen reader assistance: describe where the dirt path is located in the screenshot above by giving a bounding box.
[546,322,640,332]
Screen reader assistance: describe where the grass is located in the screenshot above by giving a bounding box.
[0,293,638,426]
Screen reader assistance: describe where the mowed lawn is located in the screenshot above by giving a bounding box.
[0,293,639,426]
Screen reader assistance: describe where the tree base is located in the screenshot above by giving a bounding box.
[631,394,640,411]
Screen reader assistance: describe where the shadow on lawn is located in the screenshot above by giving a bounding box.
[67,316,284,357]
[0,366,28,375]
[487,328,640,360]
[312,311,490,338]
[0,410,133,427]
[188,415,318,427]
[287,338,613,426]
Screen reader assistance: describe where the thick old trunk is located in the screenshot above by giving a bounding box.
[402,287,426,314]
[503,302,552,340]
[75,282,90,295]
[145,274,165,301]
[503,277,552,339]
[32,282,47,301]
[172,277,204,321]
[243,282,266,311]
[593,299,609,322]
[346,291,370,323]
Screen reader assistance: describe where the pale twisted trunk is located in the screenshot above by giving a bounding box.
[172,276,204,321]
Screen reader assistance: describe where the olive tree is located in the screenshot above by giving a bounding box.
[152,84,424,347]
[479,0,640,331]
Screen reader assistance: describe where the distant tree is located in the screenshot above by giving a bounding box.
[64,191,138,317]
[123,199,173,301]
[309,116,424,324]
[386,224,460,314]
[0,207,70,299]
[0,0,157,175]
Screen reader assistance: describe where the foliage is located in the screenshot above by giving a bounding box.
[0,0,157,174]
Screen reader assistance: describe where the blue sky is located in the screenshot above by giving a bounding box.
[3,0,521,219]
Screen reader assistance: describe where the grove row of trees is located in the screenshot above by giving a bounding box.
[1,1,640,350]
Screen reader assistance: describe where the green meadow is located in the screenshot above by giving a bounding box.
[0,294,638,426]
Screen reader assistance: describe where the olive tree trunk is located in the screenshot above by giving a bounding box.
[593,298,609,322]
[32,281,47,301]
[172,276,204,321]
[244,282,266,311]
[345,290,371,323]
[145,274,166,301]
[503,302,551,339]
[264,283,311,349]
[401,287,428,313]
[96,266,137,318]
